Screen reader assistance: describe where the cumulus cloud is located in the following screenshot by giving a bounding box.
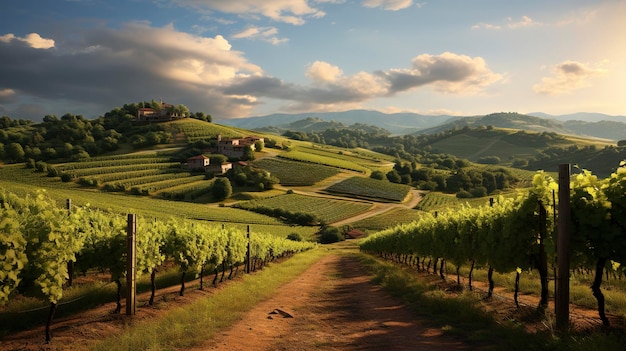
[0,23,263,119]
[232,26,288,45]
[533,60,608,95]
[305,61,343,82]
[362,0,415,11]
[472,15,540,30]
[0,33,55,49]
[381,52,503,94]
[223,52,501,113]
[172,0,325,25]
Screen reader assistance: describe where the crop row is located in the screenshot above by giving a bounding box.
[60,162,181,178]
[157,179,216,200]
[80,169,167,184]
[54,156,173,171]
[252,158,340,186]
[325,177,412,202]
[278,151,368,173]
[235,193,372,224]
[129,175,208,195]
[101,172,193,192]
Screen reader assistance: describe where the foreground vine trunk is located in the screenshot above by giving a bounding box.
[45,302,57,343]
[487,266,495,298]
[114,279,122,313]
[149,269,157,305]
[591,257,610,326]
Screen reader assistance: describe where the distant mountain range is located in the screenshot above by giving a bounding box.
[219,110,626,141]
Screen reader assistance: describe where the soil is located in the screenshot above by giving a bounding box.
[2,250,622,351]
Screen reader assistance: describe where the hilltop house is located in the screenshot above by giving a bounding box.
[215,134,264,159]
[136,101,185,122]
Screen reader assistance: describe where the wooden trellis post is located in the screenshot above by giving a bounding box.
[126,214,137,316]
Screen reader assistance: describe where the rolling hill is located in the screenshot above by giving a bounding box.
[221,110,626,141]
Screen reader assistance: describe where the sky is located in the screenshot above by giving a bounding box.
[0,0,624,122]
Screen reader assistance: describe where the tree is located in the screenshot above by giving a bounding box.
[242,145,255,161]
[5,142,25,162]
[386,170,401,183]
[370,170,385,180]
[212,177,232,201]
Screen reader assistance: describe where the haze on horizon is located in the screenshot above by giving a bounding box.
[0,0,624,122]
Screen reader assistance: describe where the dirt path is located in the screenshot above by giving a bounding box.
[195,254,469,351]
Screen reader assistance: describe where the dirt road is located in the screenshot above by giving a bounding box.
[196,253,469,351]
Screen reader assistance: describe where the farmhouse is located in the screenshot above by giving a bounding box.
[215,134,264,159]
[186,154,233,174]
[136,101,185,122]
[187,155,210,170]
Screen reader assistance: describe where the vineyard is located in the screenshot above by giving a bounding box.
[360,163,626,326]
[279,150,369,173]
[325,176,412,202]
[164,118,243,143]
[252,157,341,186]
[233,193,373,224]
[0,189,316,342]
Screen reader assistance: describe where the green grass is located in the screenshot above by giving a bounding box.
[89,248,327,351]
[358,253,626,351]
[325,176,412,202]
[235,193,373,224]
[252,157,341,186]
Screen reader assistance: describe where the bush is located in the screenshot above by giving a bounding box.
[470,186,488,198]
[287,233,303,242]
[456,190,472,198]
[318,226,344,244]
[370,170,385,180]
[60,173,73,182]
[477,156,500,164]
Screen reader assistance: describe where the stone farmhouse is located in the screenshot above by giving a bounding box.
[187,155,210,170]
[186,134,262,173]
[136,101,185,122]
[215,134,264,159]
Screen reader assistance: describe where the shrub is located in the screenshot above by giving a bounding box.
[287,233,303,242]
[60,173,73,182]
[318,226,344,244]
[456,190,472,198]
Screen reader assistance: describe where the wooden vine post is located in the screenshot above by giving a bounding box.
[246,225,251,274]
[66,199,74,287]
[126,214,137,316]
[556,164,571,330]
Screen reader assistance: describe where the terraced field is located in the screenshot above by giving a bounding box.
[234,193,373,224]
[252,157,341,186]
[325,176,412,202]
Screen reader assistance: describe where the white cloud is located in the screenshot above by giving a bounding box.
[0,32,55,49]
[0,88,17,104]
[472,15,540,30]
[172,0,326,25]
[533,60,608,95]
[305,61,343,82]
[224,52,501,114]
[232,26,289,45]
[362,0,414,11]
[383,52,503,94]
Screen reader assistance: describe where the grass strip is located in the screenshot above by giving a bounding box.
[89,248,327,351]
[355,253,626,351]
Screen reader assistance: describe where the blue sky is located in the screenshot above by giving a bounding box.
[0,0,624,121]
